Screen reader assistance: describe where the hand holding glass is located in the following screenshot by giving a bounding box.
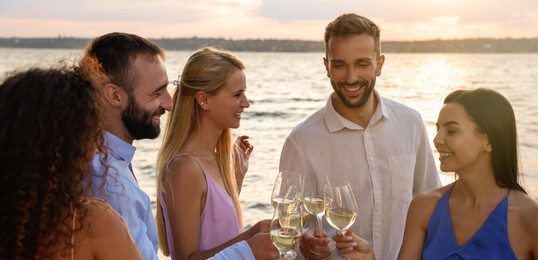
[325,182,358,259]
[270,202,303,259]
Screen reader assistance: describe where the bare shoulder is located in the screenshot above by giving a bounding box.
[398,184,452,259]
[167,155,205,183]
[411,184,451,207]
[83,198,127,234]
[408,184,452,221]
[82,198,142,259]
[507,191,538,258]
[510,191,538,231]
[163,155,207,199]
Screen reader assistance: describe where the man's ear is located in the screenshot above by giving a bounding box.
[323,57,330,78]
[375,54,385,76]
[103,83,125,108]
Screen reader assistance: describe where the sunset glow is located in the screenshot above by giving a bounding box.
[0,0,536,41]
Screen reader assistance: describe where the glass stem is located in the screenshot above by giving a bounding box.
[316,216,323,236]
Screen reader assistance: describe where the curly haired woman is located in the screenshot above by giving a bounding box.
[0,66,142,259]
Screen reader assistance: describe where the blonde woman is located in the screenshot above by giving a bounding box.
[155,47,274,259]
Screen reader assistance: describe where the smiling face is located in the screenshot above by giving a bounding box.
[324,34,384,109]
[122,55,172,140]
[206,69,250,130]
[433,102,491,174]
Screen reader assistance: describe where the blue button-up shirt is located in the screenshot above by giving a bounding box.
[212,241,255,259]
[91,131,159,260]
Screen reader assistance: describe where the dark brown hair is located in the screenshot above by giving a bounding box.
[81,32,165,94]
[444,88,525,193]
[324,13,382,59]
[0,66,105,259]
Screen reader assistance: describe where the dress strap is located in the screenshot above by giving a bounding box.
[165,153,206,176]
[70,206,78,260]
[161,153,207,206]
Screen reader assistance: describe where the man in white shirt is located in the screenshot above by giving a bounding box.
[279,13,441,260]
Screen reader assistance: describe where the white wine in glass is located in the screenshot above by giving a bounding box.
[303,195,325,215]
[325,207,357,232]
[299,202,310,232]
[303,180,327,235]
[324,182,358,234]
[271,197,297,210]
[270,171,303,211]
[303,180,336,255]
[271,228,301,253]
[270,201,303,259]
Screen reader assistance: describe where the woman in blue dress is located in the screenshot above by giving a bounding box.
[333,88,538,260]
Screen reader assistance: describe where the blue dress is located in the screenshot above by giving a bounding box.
[422,185,517,260]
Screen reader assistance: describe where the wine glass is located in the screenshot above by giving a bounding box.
[297,200,310,232]
[271,171,303,211]
[303,180,326,236]
[270,201,303,259]
[303,179,335,254]
[324,181,358,259]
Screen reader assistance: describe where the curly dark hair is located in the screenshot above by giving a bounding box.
[0,66,106,259]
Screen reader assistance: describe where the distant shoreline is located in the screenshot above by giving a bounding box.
[1,37,537,53]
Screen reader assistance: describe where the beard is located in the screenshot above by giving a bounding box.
[121,96,163,140]
[331,77,376,108]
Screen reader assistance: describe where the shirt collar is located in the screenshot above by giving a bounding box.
[103,131,136,163]
[323,90,390,133]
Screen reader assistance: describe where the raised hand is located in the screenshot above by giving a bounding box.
[333,230,375,260]
[234,135,253,180]
[247,233,279,260]
[248,219,272,236]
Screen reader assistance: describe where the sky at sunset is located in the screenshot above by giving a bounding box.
[1,0,537,41]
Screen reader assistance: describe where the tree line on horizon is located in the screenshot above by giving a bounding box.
[0,36,537,53]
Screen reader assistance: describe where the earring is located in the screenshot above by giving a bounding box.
[200,101,204,106]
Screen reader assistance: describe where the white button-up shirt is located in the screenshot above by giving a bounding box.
[280,91,441,260]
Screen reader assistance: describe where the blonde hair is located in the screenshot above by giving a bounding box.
[155,47,245,255]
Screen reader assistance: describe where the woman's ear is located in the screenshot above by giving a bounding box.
[195,91,206,104]
[484,142,492,152]
[195,91,209,110]
[480,133,492,153]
